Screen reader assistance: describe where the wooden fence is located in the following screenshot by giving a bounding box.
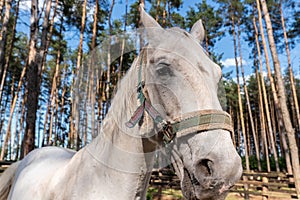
[150,168,298,199]
[231,171,297,199]
[0,162,298,199]
[0,161,13,173]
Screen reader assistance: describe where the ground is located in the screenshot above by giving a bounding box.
[148,190,288,200]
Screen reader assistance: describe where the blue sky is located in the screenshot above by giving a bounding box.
[112,0,300,79]
[18,0,300,79]
[11,0,300,148]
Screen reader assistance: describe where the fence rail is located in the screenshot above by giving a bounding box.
[231,171,297,199]
[0,162,297,199]
[150,168,298,199]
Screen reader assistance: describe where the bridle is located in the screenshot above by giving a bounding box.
[125,49,233,143]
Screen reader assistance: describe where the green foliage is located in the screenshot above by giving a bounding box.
[127,2,140,28]
[241,155,287,172]
[147,0,184,28]
[146,188,158,200]
[186,0,225,65]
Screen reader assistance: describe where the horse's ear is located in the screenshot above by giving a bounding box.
[139,4,162,29]
[190,19,205,43]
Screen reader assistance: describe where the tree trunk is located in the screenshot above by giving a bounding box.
[231,13,249,171]
[0,0,19,110]
[0,0,12,56]
[0,0,12,83]
[117,0,128,82]
[155,0,160,22]
[72,0,87,150]
[38,0,52,74]
[253,16,271,172]
[89,0,99,139]
[260,0,300,196]
[229,104,236,148]
[16,91,27,160]
[0,0,4,23]
[6,83,25,156]
[0,65,25,160]
[49,40,61,145]
[237,110,241,154]
[42,102,50,146]
[41,0,58,74]
[139,0,145,49]
[255,0,280,172]
[21,0,39,158]
[238,18,260,170]
[105,0,115,114]
[279,2,300,133]
[162,0,167,27]
[257,71,270,172]
[59,64,68,147]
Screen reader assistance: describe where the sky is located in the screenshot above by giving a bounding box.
[11,0,300,147]
[112,0,300,80]
[18,0,300,80]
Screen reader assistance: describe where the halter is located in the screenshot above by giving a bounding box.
[125,50,233,143]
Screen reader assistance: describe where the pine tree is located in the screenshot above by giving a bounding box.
[259,0,300,196]
[186,0,224,56]
[21,0,39,158]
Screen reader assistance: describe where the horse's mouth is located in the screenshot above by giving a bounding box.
[181,168,230,200]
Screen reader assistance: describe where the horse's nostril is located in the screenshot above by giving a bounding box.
[197,159,213,176]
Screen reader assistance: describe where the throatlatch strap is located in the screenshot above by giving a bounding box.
[125,100,165,128]
[125,103,145,128]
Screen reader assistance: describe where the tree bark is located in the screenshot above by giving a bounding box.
[0,0,4,23]
[229,104,236,148]
[260,0,300,196]
[59,64,68,147]
[21,0,39,158]
[162,0,167,27]
[0,66,26,160]
[89,0,99,139]
[256,0,281,172]
[155,0,160,22]
[105,0,115,114]
[40,0,58,146]
[38,0,52,74]
[238,18,261,170]
[40,0,58,75]
[48,39,61,145]
[279,1,300,133]
[0,0,12,81]
[253,16,271,172]
[231,12,249,171]
[72,0,87,150]
[0,0,19,109]
[15,90,27,160]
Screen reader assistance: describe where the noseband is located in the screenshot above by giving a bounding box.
[126,50,233,143]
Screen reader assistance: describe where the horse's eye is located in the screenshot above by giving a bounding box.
[156,63,173,77]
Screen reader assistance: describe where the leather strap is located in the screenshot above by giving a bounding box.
[126,50,233,143]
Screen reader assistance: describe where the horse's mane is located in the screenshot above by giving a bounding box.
[101,56,140,135]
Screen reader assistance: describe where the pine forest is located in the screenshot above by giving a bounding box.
[0,0,299,196]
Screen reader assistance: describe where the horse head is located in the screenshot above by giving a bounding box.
[133,7,243,200]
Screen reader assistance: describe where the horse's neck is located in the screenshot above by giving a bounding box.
[84,120,153,199]
[84,62,155,199]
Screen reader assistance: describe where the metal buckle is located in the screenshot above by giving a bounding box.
[159,121,175,144]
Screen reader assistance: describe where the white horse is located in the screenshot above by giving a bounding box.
[0,7,242,200]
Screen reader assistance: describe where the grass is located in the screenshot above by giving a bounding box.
[147,187,183,200]
[147,188,245,200]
